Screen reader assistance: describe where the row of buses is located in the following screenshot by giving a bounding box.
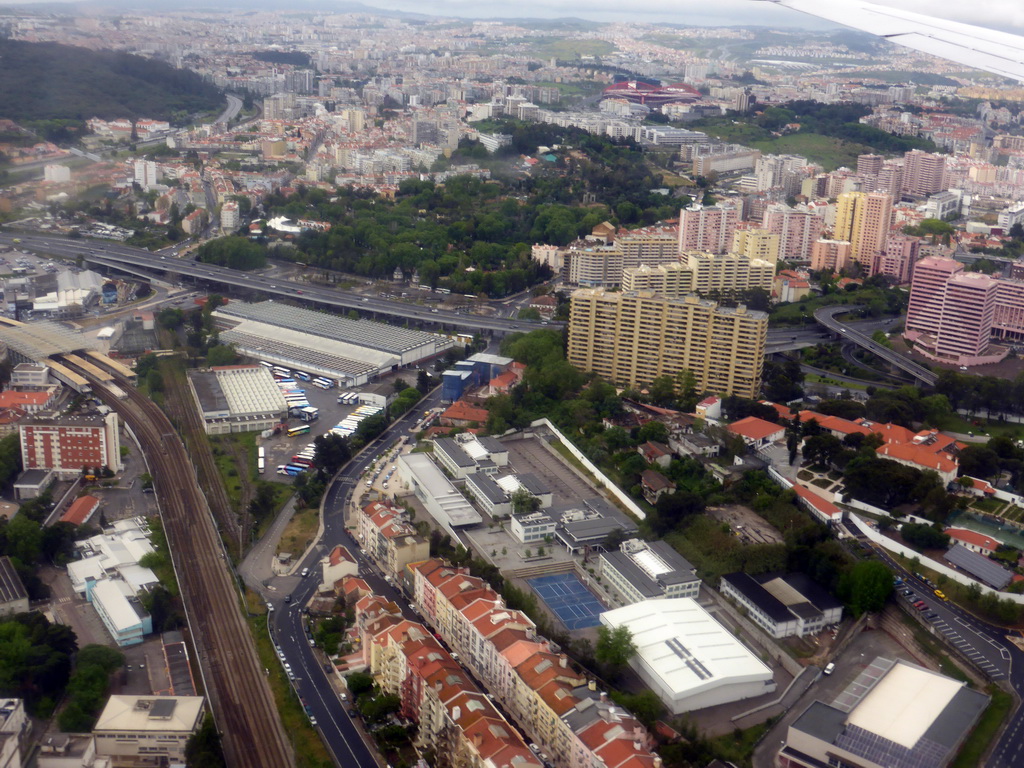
[259,361,336,390]
[330,403,383,439]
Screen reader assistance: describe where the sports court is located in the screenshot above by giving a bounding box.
[527,572,606,631]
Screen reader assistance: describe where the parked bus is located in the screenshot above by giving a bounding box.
[291,457,315,467]
[257,457,265,474]
[257,446,265,459]
[287,425,311,438]
[259,361,274,369]
[272,367,291,377]
[279,464,308,476]
[312,380,332,390]
[313,377,335,389]
[294,371,311,381]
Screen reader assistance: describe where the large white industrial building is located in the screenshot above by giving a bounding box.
[187,364,288,434]
[600,598,775,714]
[213,301,454,386]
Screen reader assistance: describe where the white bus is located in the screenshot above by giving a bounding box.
[313,377,335,388]
[259,361,274,369]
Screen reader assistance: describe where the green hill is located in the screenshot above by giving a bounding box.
[0,39,224,125]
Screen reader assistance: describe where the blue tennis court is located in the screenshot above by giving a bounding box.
[527,573,607,631]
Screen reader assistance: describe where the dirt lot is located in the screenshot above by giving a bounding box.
[707,504,785,546]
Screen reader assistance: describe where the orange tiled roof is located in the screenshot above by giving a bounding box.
[728,416,783,441]
[442,400,490,423]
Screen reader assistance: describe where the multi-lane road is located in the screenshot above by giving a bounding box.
[263,386,444,767]
[0,232,557,335]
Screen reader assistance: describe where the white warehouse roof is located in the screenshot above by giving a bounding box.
[601,598,775,714]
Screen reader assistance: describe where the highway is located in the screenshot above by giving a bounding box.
[814,304,937,386]
[265,387,444,768]
[0,232,558,335]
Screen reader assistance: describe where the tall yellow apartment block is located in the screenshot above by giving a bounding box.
[567,288,768,398]
[732,228,780,266]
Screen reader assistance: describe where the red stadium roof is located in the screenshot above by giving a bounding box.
[602,81,701,105]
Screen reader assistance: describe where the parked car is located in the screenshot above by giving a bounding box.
[823,662,835,675]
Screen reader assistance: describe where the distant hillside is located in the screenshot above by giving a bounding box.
[0,39,223,124]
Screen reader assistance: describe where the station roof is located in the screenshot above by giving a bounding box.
[0,320,94,360]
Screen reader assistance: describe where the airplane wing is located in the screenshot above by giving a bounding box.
[763,0,1024,83]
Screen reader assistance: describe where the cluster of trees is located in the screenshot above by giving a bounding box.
[842,456,953,520]
[0,39,223,131]
[752,101,938,154]
[185,715,226,768]
[195,237,267,272]
[256,124,687,297]
[0,491,85,600]
[899,523,951,550]
[389,386,423,420]
[57,645,125,732]
[0,433,22,492]
[0,613,77,714]
[933,368,1024,417]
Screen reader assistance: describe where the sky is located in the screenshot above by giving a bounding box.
[0,0,1022,33]
[354,0,1024,31]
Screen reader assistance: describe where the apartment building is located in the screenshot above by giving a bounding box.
[904,256,1024,364]
[355,597,541,768]
[833,191,893,271]
[599,539,700,605]
[902,149,947,198]
[732,227,780,265]
[567,289,768,398]
[407,560,659,768]
[19,412,121,479]
[762,203,825,263]
[810,239,852,273]
[678,204,738,254]
[873,233,921,284]
[684,251,774,295]
[357,501,429,580]
[621,263,692,295]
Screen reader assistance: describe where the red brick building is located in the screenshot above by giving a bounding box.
[19,413,122,479]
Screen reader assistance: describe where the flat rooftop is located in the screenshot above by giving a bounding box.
[216,301,447,355]
[94,695,205,734]
[601,598,773,699]
[0,320,95,360]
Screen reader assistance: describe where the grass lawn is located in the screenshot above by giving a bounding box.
[529,38,616,58]
[707,721,772,764]
[951,686,1013,768]
[694,124,871,171]
[246,594,334,768]
[973,497,1005,514]
[278,507,320,559]
[804,373,869,391]
[934,413,1024,440]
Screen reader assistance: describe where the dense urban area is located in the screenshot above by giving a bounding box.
[5,3,1024,768]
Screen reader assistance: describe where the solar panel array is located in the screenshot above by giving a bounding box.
[834,723,948,768]
[665,637,712,681]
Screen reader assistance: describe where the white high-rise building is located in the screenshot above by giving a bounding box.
[133,160,158,190]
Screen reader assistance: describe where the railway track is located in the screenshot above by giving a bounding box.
[60,355,293,768]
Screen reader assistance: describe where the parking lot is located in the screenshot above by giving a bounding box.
[502,436,596,506]
[896,583,1009,680]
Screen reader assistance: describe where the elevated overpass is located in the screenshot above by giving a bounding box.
[814,304,937,387]
[0,232,562,336]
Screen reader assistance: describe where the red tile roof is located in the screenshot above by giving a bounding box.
[945,528,1000,551]
[728,416,783,441]
[60,495,99,526]
[442,400,489,423]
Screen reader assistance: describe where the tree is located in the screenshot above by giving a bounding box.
[900,523,950,550]
[346,671,375,697]
[838,560,893,616]
[185,714,226,768]
[313,433,351,476]
[511,488,540,515]
[596,625,637,671]
[416,369,431,394]
[636,420,669,445]
[205,344,237,367]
